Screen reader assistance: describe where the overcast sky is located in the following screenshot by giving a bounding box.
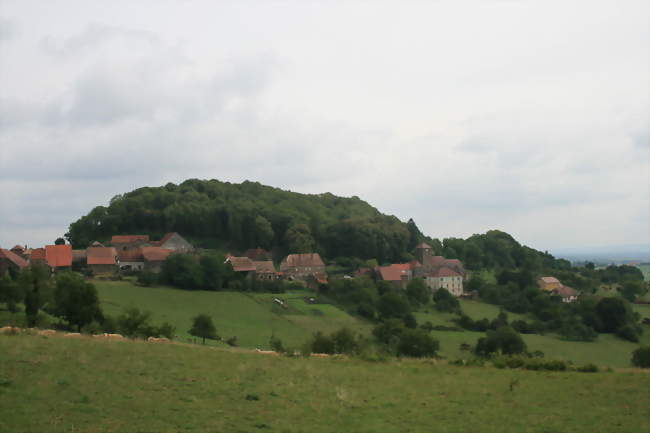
[1,0,648,253]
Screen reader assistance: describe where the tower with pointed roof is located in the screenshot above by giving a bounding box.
[414,242,433,265]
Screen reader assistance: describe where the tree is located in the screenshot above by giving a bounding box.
[160,253,203,290]
[284,224,316,253]
[18,264,52,326]
[54,237,66,245]
[377,292,411,319]
[254,216,275,249]
[0,274,23,312]
[631,346,650,368]
[475,326,527,356]
[189,314,218,344]
[372,318,405,345]
[52,272,102,331]
[433,288,460,313]
[311,331,335,354]
[595,297,629,333]
[396,329,439,358]
[406,278,430,307]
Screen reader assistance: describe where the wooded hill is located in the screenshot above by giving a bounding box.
[66,179,567,272]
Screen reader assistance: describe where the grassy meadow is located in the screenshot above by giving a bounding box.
[91,279,650,368]
[1,333,649,433]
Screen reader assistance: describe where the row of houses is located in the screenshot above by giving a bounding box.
[225,251,328,288]
[3,233,194,276]
[374,243,467,296]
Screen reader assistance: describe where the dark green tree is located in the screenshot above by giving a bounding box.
[475,326,527,356]
[631,346,650,368]
[54,237,66,245]
[52,272,102,331]
[189,314,219,344]
[595,297,629,333]
[0,274,23,312]
[396,329,439,357]
[433,288,460,313]
[377,292,411,319]
[406,278,430,306]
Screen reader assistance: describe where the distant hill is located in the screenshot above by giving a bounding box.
[552,244,650,264]
[66,178,567,271]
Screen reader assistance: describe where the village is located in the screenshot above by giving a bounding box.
[0,233,579,302]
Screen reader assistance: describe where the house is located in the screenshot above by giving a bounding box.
[86,246,119,276]
[29,248,47,266]
[0,248,29,275]
[553,285,579,303]
[141,247,173,273]
[375,263,413,289]
[411,243,467,295]
[424,267,464,297]
[225,256,257,273]
[245,248,272,261]
[152,232,194,253]
[111,235,151,252]
[45,244,72,270]
[9,245,28,260]
[538,276,562,292]
[280,253,327,283]
[253,260,277,280]
[118,249,145,271]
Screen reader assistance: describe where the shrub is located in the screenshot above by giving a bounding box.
[311,331,335,354]
[631,346,650,368]
[543,360,568,371]
[269,336,285,353]
[577,363,599,373]
[396,329,439,358]
[475,326,527,356]
[616,324,640,342]
[136,270,157,287]
[226,336,238,347]
[157,322,176,339]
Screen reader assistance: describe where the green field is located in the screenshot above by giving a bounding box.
[95,279,375,350]
[91,280,650,367]
[1,333,648,433]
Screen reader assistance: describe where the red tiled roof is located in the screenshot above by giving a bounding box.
[432,267,461,278]
[315,272,328,284]
[111,235,150,244]
[90,241,104,247]
[281,253,325,268]
[10,245,25,253]
[118,249,144,261]
[253,260,276,273]
[540,276,560,284]
[31,248,46,261]
[554,285,578,298]
[86,247,118,265]
[0,249,29,268]
[45,244,72,267]
[377,264,411,281]
[227,256,256,272]
[141,247,172,262]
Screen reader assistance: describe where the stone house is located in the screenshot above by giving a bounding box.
[424,267,464,297]
[253,260,278,280]
[111,235,151,252]
[553,285,579,303]
[141,247,173,273]
[152,232,194,253]
[86,246,119,276]
[225,256,257,274]
[0,248,29,275]
[118,249,145,271]
[280,253,327,284]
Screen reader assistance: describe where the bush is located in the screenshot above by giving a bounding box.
[157,322,176,339]
[577,363,599,373]
[616,324,640,342]
[311,331,335,354]
[136,270,157,287]
[542,360,568,371]
[396,329,439,358]
[475,326,527,356]
[269,336,285,353]
[226,336,238,347]
[631,346,650,368]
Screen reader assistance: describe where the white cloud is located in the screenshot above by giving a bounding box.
[0,0,648,252]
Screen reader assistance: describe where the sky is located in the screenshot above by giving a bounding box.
[0,0,648,253]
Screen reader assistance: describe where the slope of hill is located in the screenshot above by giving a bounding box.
[66,178,573,273]
[1,333,648,433]
[94,279,649,367]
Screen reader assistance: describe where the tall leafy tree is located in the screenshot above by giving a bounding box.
[189,314,219,344]
[52,272,102,331]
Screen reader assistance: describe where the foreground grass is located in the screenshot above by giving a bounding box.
[1,333,649,433]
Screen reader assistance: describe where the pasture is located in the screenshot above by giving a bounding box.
[91,279,649,367]
[1,333,648,433]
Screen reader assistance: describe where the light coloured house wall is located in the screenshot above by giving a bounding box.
[425,276,464,297]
